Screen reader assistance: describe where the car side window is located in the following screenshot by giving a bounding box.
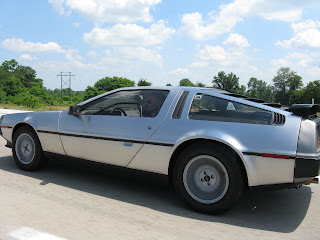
[189,94,272,125]
[81,90,169,118]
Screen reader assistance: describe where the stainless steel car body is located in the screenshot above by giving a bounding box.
[1,86,319,188]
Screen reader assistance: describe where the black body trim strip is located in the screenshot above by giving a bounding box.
[38,130,59,135]
[37,130,174,147]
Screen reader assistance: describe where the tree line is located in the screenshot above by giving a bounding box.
[0,59,319,109]
[179,67,320,105]
[0,59,85,108]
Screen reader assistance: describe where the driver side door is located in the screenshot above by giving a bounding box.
[59,89,169,167]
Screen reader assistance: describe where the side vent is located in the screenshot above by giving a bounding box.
[272,112,286,125]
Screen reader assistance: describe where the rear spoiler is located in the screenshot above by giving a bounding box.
[289,104,320,118]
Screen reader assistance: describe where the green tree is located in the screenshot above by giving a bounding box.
[1,59,18,72]
[166,83,172,86]
[0,59,86,107]
[238,85,246,95]
[0,90,6,102]
[83,86,101,101]
[247,77,274,101]
[0,68,9,102]
[2,77,23,96]
[273,67,303,105]
[196,82,206,87]
[14,65,39,88]
[94,76,135,92]
[212,71,240,93]
[303,80,320,104]
[179,78,194,86]
[137,78,152,86]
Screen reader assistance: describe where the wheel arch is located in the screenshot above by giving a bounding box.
[168,138,248,188]
[12,122,41,143]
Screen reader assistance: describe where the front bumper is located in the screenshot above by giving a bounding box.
[294,158,320,185]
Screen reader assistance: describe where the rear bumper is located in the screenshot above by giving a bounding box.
[294,158,320,185]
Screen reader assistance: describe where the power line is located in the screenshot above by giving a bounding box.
[57,72,75,100]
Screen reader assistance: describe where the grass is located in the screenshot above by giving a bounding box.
[0,103,69,112]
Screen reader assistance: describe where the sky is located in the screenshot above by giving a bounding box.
[0,0,320,91]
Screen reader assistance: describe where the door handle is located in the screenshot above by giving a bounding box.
[123,142,133,147]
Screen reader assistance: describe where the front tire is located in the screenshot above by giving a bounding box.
[12,126,47,171]
[173,143,244,214]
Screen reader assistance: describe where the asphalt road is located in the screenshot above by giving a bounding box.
[0,109,320,240]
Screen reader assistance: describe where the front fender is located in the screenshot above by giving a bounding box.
[2,111,66,155]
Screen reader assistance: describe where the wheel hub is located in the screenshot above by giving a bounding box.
[23,144,30,153]
[199,169,217,188]
[183,155,229,204]
[15,133,35,164]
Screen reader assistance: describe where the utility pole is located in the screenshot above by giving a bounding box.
[57,72,75,100]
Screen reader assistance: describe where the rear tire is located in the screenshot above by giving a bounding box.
[12,126,47,171]
[173,143,244,214]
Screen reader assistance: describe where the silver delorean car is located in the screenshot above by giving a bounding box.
[1,86,319,214]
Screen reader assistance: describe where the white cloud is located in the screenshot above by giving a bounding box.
[259,9,302,22]
[87,50,97,57]
[18,54,38,61]
[64,49,83,62]
[269,51,320,85]
[180,0,320,40]
[65,0,161,23]
[180,0,257,40]
[271,52,314,68]
[32,46,164,90]
[191,44,259,86]
[168,68,190,75]
[1,38,63,53]
[223,33,249,48]
[1,38,86,64]
[198,45,226,61]
[275,20,320,48]
[48,0,65,15]
[254,0,320,22]
[191,61,210,68]
[292,20,319,33]
[113,47,163,67]
[105,50,112,57]
[83,20,175,47]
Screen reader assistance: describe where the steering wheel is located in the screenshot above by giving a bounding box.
[112,107,127,116]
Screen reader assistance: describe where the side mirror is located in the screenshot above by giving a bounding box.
[69,105,82,117]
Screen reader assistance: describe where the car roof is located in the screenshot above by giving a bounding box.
[118,86,227,93]
[78,86,222,106]
[78,86,287,112]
